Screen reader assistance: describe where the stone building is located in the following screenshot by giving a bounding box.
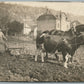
[37,9,56,31]
[56,12,70,31]
[37,9,71,32]
[23,17,36,35]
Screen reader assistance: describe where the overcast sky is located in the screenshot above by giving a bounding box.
[5,2,84,16]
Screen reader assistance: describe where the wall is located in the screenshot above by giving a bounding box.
[56,14,70,31]
[56,20,60,30]
[23,28,31,35]
[37,19,56,31]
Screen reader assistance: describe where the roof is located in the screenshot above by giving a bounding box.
[37,8,57,21]
[37,14,56,21]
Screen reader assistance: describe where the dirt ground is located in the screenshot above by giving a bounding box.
[0,36,84,82]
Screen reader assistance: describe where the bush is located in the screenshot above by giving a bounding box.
[7,21,23,36]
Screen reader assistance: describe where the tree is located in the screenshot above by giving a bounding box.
[8,20,23,36]
[0,5,11,36]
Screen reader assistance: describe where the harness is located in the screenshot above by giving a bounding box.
[51,43,58,53]
[42,37,84,54]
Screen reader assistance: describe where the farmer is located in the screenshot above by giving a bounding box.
[0,29,7,50]
[71,22,77,36]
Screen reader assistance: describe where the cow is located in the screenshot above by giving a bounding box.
[35,33,84,68]
[75,24,84,33]
[35,33,60,64]
[35,31,58,62]
[57,34,84,68]
[35,31,46,62]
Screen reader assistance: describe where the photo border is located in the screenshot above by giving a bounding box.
[0,0,84,84]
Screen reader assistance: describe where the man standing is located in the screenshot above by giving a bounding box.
[71,23,80,36]
[71,22,77,36]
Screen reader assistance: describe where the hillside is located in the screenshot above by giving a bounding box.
[0,2,84,27]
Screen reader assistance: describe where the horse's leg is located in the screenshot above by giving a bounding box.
[45,52,48,60]
[64,53,69,68]
[68,55,73,64]
[55,50,59,61]
[46,52,48,58]
[55,53,59,61]
[62,52,69,68]
[70,56,73,63]
[41,52,44,62]
[66,53,73,64]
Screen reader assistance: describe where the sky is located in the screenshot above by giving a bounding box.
[4,2,84,16]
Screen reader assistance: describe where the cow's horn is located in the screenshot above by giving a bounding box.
[40,33,46,38]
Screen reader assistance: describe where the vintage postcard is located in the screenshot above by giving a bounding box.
[0,1,84,82]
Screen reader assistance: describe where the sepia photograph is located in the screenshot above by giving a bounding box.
[0,1,84,82]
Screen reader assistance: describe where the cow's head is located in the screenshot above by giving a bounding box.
[39,33,50,43]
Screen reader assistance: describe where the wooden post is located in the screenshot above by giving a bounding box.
[60,10,61,31]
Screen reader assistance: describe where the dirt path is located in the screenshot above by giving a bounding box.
[0,50,84,82]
